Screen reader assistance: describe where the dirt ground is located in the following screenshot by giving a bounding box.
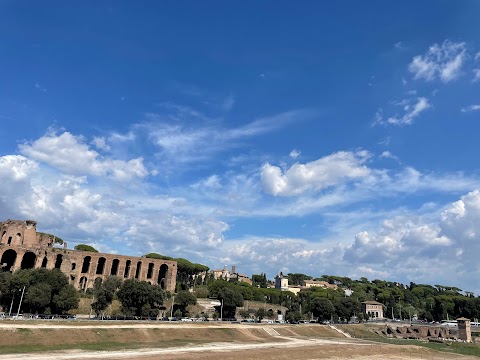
[0,322,476,360]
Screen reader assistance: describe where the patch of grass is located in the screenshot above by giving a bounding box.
[16,328,32,333]
[0,339,208,355]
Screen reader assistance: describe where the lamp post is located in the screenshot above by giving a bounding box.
[220,299,223,321]
[15,286,26,318]
[9,288,22,317]
[170,295,175,318]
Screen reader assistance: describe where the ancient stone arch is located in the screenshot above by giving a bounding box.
[1,249,17,272]
[55,254,63,269]
[158,264,168,289]
[79,276,88,291]
[147,263,154,279]
[82,256,91,273]
[41,256,48,268]
[110,259,119,275]
[135,261,142,279]
[124,259,131,278]
[20,251,36,269]
[96,257,106,275]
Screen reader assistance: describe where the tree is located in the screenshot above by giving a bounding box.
[74,244,98,252]
[175,290,197,316]
[53,285,80,314]
[310,297,335,322]
[335,297,360,322]
[256,308,266,322]
[91,276,122,316]
[25,283,52,313]
[117,279,165,317]
[288,273,312,286]
[217,287,243,318]
[0,268,79,315]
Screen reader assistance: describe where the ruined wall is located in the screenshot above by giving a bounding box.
[0,220,38,248]
[0,220,177,293]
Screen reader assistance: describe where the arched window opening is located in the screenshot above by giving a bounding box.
[1,249,17,272]
[54,254,63,269]
[135,261,142,279]
[41,256,48,268]
[21,251,36,269]
[158,264,168,289]
[79,276,88,291]
[124,260,131,278]
[7,236,12,245]
[71,263,76,271]
[81,256,91,273]
[96,257,106,275]
[147,263,154,279]
[17,233,22,245]
[110,259,119,275]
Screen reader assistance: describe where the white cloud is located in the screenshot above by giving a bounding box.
[473,69,480,82]
[145,109,313,165]
[261,151,370,196]
[380,151,399,161]
[409,40,467,82]
[19,131,148,181]
[385,97,431,126]
[461,104,480,113]
[289,149,301,159]
[91,136,111,151]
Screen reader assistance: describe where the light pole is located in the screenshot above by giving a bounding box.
[220,299,223,321]
[15,286,26,318]
[9,288,22,317]
[170,295,175,318]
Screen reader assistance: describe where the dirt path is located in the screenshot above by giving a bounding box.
[0,322,476,360]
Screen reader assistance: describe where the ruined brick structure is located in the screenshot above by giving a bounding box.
[0,220,177,292]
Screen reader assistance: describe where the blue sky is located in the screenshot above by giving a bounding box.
[1,1,480,292]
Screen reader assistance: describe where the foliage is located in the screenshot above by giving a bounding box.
[287,273,312,286]
[38,232,64,245]
[144,253,209,289]
[0,268,79,314]
[74,244,98,252]
[117,279,165,317]
[193,285,209,298]
[174,290,197,316]
[255,308,266,321]
[310,297,335,321]
[91,276,122,316]
[251,273,267,288]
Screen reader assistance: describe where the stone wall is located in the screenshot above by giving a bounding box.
[0,220,177,293]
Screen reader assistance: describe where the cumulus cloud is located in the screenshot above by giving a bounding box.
[261,151,370,196]
[19,131,149,181]
[339,189,480,292]
[219,237,337,276]
[409,40,467,82]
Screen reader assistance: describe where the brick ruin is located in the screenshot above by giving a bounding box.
[379,324,458,341]
[0,219,177,292]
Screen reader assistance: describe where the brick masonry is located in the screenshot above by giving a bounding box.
[0,219,177,292]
